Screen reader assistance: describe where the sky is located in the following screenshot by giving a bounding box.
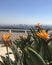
[0,0,52,25]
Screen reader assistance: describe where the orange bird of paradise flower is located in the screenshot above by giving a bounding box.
[3,32,11,42]
[36,30,49,40]
[2,32,11,47]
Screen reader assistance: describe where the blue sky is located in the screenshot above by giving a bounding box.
[0,0,52,25]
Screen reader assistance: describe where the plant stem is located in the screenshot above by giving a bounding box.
[6,46,11,65]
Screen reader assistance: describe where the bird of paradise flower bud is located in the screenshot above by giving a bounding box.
[36,23,42,29]
[2,32,11,47]
[36,30,49,40]
[19,34,27,40]
[19,35,24,40]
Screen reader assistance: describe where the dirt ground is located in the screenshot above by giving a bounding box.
[0,44,15,61]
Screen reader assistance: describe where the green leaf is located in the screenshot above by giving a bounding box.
[27,47,46,65]
[0,61,4,65]
[0,56,9,65]
[9,41,18,62]
[10,41,23,65]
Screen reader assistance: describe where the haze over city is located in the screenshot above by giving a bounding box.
[0,0,52,25]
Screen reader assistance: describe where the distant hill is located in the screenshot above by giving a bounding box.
[0,24,52,30]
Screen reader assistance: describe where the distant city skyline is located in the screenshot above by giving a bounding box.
[0,0,52,25]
